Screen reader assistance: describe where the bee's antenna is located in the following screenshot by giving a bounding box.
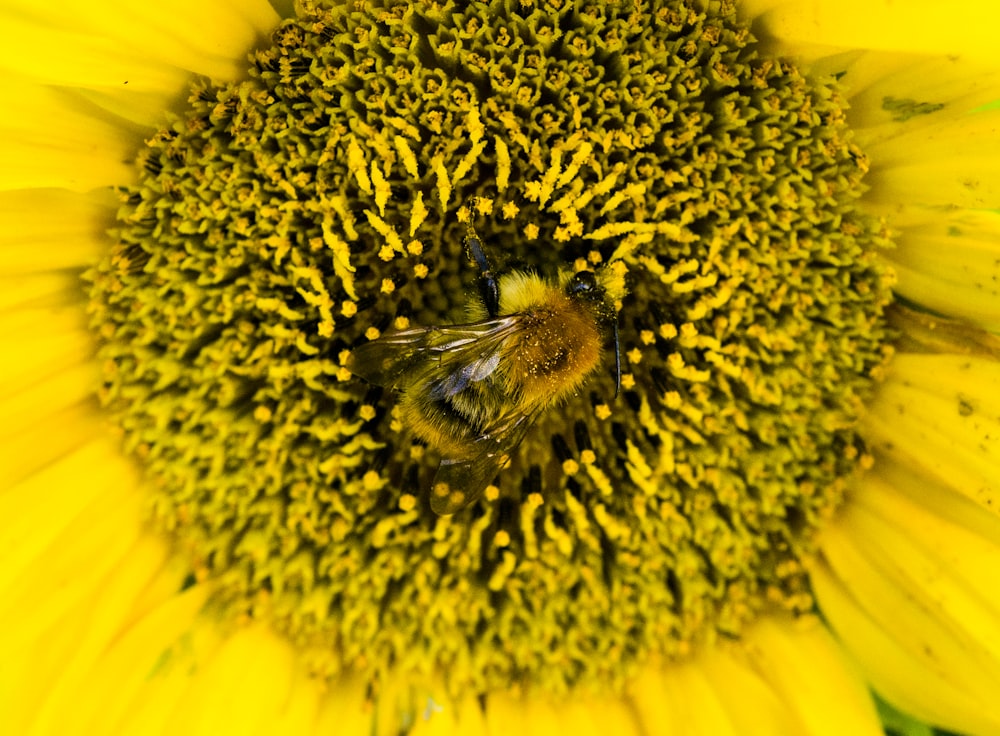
[613,318,621,398]
[464,203,500,318]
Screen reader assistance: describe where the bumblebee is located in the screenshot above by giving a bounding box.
[348,216,623,514]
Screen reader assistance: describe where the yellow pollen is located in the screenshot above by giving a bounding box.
[86,0,893,703]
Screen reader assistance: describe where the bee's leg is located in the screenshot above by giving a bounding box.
[465,225,500,318]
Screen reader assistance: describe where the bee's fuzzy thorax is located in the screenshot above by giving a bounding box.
[502,298,604,406]
[475,268,612,404]
[462,269,553,320]
[496,270,558,315]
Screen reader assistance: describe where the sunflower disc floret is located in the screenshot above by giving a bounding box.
[88,0,894,696]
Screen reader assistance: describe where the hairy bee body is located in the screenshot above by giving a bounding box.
[397,271,604,456]
[348,233,622,514]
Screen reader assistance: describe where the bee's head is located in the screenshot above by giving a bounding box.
[566,270,603,301]
[564,260,627,302]
[565,268,623,397]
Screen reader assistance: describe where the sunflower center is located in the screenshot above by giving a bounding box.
[87,0,894,697]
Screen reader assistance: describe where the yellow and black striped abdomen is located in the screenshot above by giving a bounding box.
[399,363,512,461]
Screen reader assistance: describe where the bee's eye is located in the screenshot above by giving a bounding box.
[569,271,598,296]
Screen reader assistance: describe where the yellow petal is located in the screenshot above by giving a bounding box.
[79,584,216,734]
[657,660,741,736]
[0,273,91,313]
[699,644,798,735]
[0,0,282,191]
[862,109,1000,210]
[0,403,102,491]
[812,459,1000,734]
[887,209,1000,332]
[425,695,488,736]
[861,353,1000,514]
[0,188,116,275]
[854,467,1000,663]
[165,624,298,736]
[887,304,1000,359]
[0,14,191,95]
[842,55,1000,137]
[744,0,1000,61]
[258,666,323,736]
[628,617,882,736]
[0,363,98,442]
[483,691,641,736]
[0,295,101,492]
[0,1,279,130]
[0,441,151,733]
[0,76,141,191]
[551,695,641,736]
[313,674,376,735]
[0,439,138,597]
[16,536,171,735]
[0,0,280,91]
[738,8,1000,211]
[0,309,93,404]
[742,617,883,736]
[627,664,682,733]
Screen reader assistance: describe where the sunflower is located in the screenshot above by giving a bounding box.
[3,0,999,734]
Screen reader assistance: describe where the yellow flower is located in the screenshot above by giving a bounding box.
[3,0,999,734]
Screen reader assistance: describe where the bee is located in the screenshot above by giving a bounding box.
[348,213,624,515]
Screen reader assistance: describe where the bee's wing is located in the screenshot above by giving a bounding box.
[349,314,538,515]
[429,407,542,515]
[347,316,521,389]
